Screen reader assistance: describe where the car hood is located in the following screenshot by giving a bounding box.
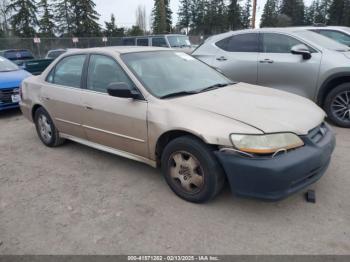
[0,69,31,89]
[171,83,325,135]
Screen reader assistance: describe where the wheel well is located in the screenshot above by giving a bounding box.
[155,130,207,167]
[31,104,42,120]
[319,76,350,107]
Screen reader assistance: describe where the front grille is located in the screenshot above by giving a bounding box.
[0,87,19,104]
[308,122,328,144]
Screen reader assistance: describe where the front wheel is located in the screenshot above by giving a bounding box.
[161,136,225,203]
[324,83,350,128]
[34,107,65,147]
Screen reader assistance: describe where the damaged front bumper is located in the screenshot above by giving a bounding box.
[214,123,336,201]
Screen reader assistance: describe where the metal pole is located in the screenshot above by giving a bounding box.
[252,0,257,29]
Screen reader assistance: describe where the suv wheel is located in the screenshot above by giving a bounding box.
[324,83,350,128]
[161,136,225,203]
[34,107,65,147]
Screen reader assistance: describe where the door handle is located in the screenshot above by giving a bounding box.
[216,56,228,61]
[259,59,274,64]
[85,106,93,110]
[42,96,50,101]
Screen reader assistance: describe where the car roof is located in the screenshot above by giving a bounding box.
[66,46,170,55]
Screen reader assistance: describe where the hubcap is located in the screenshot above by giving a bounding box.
[169,151,204,193]
[38,114,52,142]
[331,91,350,123]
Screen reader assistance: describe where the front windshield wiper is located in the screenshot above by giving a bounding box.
[160,82,235,99]
[197,82,235,93]
[160,90,198,99]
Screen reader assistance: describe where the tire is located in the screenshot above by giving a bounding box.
[161,136,225,203]
[34,107,65,147]
[324,83,350,128]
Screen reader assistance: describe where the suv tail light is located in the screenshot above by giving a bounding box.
[19,84,23,100]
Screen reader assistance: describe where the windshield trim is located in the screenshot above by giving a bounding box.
[120,50,233,99]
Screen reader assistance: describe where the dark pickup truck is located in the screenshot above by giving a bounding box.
[0,49,53,75]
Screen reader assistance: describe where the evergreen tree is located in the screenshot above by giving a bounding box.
[164,0,172,31]
[241,0,252,28]
[280,0,306,26]
[204,0,228,34]
[127,25,143,36]
[260,0,279,27]
[190,0,205,34]
[152,0,166,33]
[305,0,329,25]
[71,0,100,37]
[228,0,242,30]
[328,0,350,26]
[177,0,191,33]
[7,0,38,37]
[54,0,74,36]
[38,0,55,36]
[104,14,124,37]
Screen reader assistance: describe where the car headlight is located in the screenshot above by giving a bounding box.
[230,133,304,154]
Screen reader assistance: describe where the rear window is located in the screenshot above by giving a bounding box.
[216,33,259,52]
[137,38,149,46]
[122,38,136,46]
[152,37,168,47]
[3,50,34,60]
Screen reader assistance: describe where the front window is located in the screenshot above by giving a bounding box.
[262,33,304,53]
[87,55,136,93]
[0,57,19,72]
[122,51,233,98]
[167,35,192,48]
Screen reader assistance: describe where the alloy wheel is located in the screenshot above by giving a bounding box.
[331,90,350,123]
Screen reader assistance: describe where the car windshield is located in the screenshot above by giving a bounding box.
[294,30,350,51]
[167,36,192,48]
[0,57,19,72]
[122,51,233,98]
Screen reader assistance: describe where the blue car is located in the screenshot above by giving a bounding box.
[0,57,31,111]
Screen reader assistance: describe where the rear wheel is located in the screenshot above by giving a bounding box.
[161,136,225,203]
[34,107,65,147]
[324,83,350,128]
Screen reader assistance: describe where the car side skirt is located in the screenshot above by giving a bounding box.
[60,133,157,168]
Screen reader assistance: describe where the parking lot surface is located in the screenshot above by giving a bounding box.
[0,109,349,255]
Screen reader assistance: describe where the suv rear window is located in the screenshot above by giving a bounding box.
[137,38,149,46]
[3,50,34,60]
[122,38,135,46]
[152,37,168,47]
[216,33,259,52]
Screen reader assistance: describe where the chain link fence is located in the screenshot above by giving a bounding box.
[0,36,205,58]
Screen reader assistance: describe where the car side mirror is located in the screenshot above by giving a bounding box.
[107,82,142,99]
[291,44,312,60]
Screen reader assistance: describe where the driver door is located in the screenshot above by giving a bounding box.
[80,54,149,158]
[257,33,322,99]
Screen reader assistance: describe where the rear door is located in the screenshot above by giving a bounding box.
[41,54,87,138]
[80,54,149,158]
[257,33,322,99]
[212,33,259,83]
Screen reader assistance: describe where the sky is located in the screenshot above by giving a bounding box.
[95,0,313,30]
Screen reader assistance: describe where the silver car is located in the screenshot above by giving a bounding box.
[193,28,350,127]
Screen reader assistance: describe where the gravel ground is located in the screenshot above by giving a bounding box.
[0,108,349,255]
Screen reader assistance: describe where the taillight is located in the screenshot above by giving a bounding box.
[19,84,23,100]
